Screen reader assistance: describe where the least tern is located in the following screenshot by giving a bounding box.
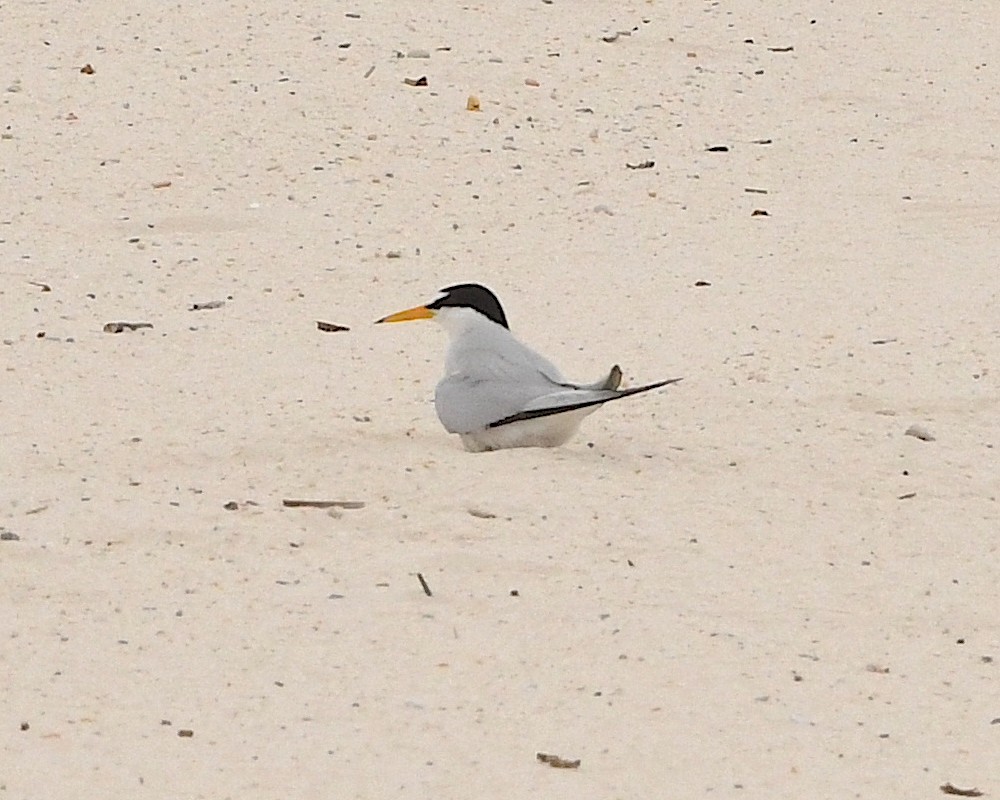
[375,283,681,452]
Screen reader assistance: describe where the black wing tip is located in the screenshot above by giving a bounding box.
[487,377,681,429]
[620,376,683,394]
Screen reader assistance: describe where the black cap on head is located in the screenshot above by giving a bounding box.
[427,283,509,329]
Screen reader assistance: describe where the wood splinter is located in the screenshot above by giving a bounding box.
[103,321,153,333]
[317,320,350,333]
[282,499,365,510]
[536,752,581,769]
[940,784,984,797]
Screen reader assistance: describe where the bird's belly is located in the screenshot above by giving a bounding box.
[458,407,597,452]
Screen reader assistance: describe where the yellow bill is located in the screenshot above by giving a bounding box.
[375,305,436,324]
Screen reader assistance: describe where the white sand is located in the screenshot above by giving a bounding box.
[2,1,997,796]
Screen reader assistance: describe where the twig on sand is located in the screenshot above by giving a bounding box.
[940,784,983,797]
[282,499,365,510]
[317,320,350,333]
[536,752,581,769]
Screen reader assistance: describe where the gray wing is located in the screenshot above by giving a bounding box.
[434,343,567,434]
[437,342,681,433]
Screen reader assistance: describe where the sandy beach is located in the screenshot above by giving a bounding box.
[2,1,997,796]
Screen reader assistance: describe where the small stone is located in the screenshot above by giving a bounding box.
[905,424,935,442]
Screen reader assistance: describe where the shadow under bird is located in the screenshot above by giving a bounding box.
[375,283,682,452]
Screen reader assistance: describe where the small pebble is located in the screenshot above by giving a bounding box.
[904,424,935,442]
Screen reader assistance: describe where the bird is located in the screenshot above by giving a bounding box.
[374,283,681,452]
